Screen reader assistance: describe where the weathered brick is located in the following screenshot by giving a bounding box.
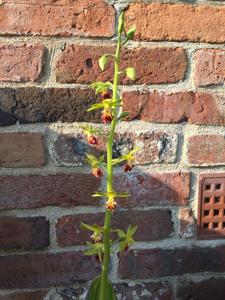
[0,251,100,288]
[56,44,187,84]
[0,217,49,250]
[0,88,17,126]
[187,135,225,165]
[114,171,190,207]
[56,210,173,246]
[0,87,100,124]
[122,91,225,126]
[0,111,16,126]
[0,44,45,82]
[178,208,196,239]
[49,282,172,300]
[195,49,225,86]
[0,174,101,209]
[114,131,178,165]
[52,129,178,166]
[0,291,47,300]
[177,277,225,300]
[125,3,225,43]
[0,1,115,37]
[0,132,45,167]
[45,288,86,300]
[119,245,225,279]
[114,282,172,300]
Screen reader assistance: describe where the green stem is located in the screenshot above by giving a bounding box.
[99,15,123,300]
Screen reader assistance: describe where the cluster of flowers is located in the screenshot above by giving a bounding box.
[82,90,138,212]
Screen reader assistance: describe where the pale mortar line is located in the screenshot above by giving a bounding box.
[0,205,181,218]
[1,237,225,257]
[111,0,225,7]
[0,238,225,256]
[2,271,225,296]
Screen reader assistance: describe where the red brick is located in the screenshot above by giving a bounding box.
[189,93,225,126]
[0,132,45,167]
[0,44,45,82]
[122,91,225,126]
[114,282,172,300]
[119,245,225,279]
[187,135,225,165]
[177,278,225,300]
[55,44,187,84]
[194,49,225,86]
[114,172,190,207]
[0,1,115,37]
[0,251,100,288]
[123,91,191,123]
[125,3,225,43]
[0,291,47,300]
[0,217,49,250]
[52,129,178,166]
[178,208,196,239]
[56,210,173,246]
[0,174,101,209]
[0,87,100,124]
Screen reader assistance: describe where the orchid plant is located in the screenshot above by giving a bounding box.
[81,12,137,300]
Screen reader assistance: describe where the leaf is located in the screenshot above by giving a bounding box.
[125,67,136,81]
[86,276,101,300]
[86,276,117,300]
[126,25,136,39]
[106,280,117,300]
[99,55,109,71]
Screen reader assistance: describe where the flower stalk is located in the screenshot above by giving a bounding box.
[82,11,137,300]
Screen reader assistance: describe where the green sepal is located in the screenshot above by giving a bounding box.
[86,276,117,300]
[90,81,113,95]
[81,223,104,233]
[84,242,104,256]
[87,99,122,113]
[117,111,130,120]
[117,225,137,252]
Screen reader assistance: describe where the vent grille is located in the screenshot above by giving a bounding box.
[198,174,225,239]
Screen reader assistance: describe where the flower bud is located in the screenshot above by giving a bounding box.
[124,245,129,252]
[99,90,112,101]
[101,109,113,124]
[124,163,133,172]
[92,168,103,178]
[87,135,98,145]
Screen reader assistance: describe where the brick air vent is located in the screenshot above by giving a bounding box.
[198,174,225,239]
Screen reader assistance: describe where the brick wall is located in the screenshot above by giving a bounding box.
[0,1,225,299]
